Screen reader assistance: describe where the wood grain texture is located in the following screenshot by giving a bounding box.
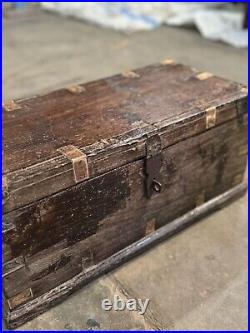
[3,182,247,329]
[2,63,248,328]
[2,63,247,213]
[3,117,248,302]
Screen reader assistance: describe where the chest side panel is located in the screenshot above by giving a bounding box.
[3,115,247,306]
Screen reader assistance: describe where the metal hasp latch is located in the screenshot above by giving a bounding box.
[145,134,163,198]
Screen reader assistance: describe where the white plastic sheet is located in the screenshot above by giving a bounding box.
[41,2,247,48]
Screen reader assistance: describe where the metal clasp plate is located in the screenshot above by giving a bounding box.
[57,145,89,183]
[145,135,163,198]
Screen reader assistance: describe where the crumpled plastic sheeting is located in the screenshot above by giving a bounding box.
[41,2,247,48]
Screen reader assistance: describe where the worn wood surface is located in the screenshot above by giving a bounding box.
[2,63,244,173]
[4,182,247,329]
[3,116,248,303]
[2,62,248,329]
[2,63,247,213]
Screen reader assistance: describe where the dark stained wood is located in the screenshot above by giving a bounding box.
[4,183,247,329]
[2,62,248,329]
[2,63,243,173]
[4,166,130,258]
[3,117,247,300]
[2,63,247,213]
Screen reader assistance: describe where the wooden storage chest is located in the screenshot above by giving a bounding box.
[2,61,248,328]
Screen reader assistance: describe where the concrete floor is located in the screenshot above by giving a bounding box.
[3,8,248,331]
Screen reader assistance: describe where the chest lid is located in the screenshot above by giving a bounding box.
[2,62,247,213]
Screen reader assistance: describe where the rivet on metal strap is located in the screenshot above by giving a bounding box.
[2,256,25,278]
[232,174,243,187]
[239,145,248,156]
[57,145,89,183]
[161,58,174,65]
[122,71,140,79]
[196,190,206,207]
[2,176,9,206]
[2,100,21,112]
[145,218,156,236]
[196,72,213,81]
[205,106,217,129]
[241,86,248,94]
[66,85,86,94]
[7,288,33,310]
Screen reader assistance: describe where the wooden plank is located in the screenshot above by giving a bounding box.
[3,182,247,329]
[3,99,248,214]
[3,117,247,258]
[3,117,247,300]
[2,63,247,213]
[2,62,248,328]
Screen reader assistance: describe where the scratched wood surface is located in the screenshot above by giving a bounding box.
[3,116,248,296]
[3,116,248,328]
[2,63,244,173]
[2,63,247,213]
[2,62,248,328]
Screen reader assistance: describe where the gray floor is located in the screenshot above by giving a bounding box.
[3,8,248,331]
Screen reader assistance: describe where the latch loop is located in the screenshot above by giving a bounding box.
[145,135,163,198]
